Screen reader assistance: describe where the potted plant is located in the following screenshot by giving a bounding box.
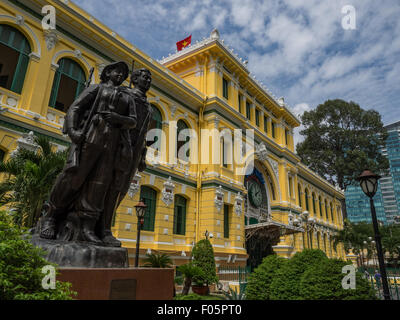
[191,239,218,294]
[191,274,209,296]
[177,263,205,296]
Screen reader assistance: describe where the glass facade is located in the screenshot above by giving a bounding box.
[345,121,400,225]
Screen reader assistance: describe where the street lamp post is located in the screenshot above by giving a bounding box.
[134,199,147,268]
[357,169,390,300]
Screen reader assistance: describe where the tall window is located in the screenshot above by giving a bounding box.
[264,116,268,133]
[312,193,316,214]
[246,101,251,120]
[324,200,328,220]
[224,204,230,238]
[139,186,157,231]
[285,129,289,145]
[0,24,31,94]
[221,137,227,168]
[271,121,276,138]
[148,104,163,150]
[298,184,302,208]
[317,232,321,249]
[288,177,293,197]
[238,94,242,113]
[222,77,228,99]
[255,109,260,126]
[319,196,322,218]
[330,204,334,223]
[305,189,309,211]
[173,195,187,235]
[49,58,86,112]
[177,119,190,161]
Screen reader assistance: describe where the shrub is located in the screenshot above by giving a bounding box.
[299,259,377,300]
[245,254,287,300]
[177,263,205,295]
[269,249,328,300]
[142,252,173,268]
[0,211,76,300]
[191,239,218,286]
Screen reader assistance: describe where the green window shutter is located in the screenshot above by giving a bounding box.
[222,78,228,99]
[140,186,157,231]
[10,53,29,94]
[298,186,302,207]
[173,195,186,235]
[264,116,268,132]
[177,120,190,159]
[173,205,178,234]
[305,190,309,211]
[246,102,251,119]
[255,109,260,126]
[224,204,229,238]
[49,70,61,108]
[271,122,276,138]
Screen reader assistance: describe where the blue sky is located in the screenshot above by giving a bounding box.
[75,0,400,144]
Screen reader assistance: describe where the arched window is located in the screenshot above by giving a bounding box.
[304,189,309,211]
[312,193,316,214]
[330,203,334,222]
[147,104,163,149]
[176,119,190,161]
[139,186,157,231]
[317,232,321,249]
[49,58,86,112]
[323,234,327,254]
[324,200,328,220]
[173,195,187,235]
[0,24,31,94]
[298,184,302,208]
[319,196,322,218]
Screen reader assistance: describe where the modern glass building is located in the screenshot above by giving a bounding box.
[346,121,400,225]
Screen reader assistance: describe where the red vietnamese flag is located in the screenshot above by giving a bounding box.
[176,35,192,51]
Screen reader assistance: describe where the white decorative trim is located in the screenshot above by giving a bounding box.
[128,173,142,198]
[51,49,91,70]
[0,14,41,58]
[214,185,224,212]
[161,176,175,206]
[234,192,244,216]
[44,30,58,51]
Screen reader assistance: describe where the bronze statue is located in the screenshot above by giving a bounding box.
[39,61,152,248]
[100,68,153,247]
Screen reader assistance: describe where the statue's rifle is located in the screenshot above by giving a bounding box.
[129,60,135,88]
[85,67,95,88]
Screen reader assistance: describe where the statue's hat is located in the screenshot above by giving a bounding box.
[100,61,129,82]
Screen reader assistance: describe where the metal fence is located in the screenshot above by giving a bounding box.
[217,265,251,283]
[359,267,400,300]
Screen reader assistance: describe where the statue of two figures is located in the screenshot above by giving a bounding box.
[37,61,153,248]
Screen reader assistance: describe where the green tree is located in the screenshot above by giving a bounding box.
[191,239,218,287]
[296,99,389,217]
[0,136,67,228]
[0,211,76,300]
[142,252,173,268]
[269,249,328,300]
[299,259,377,300]
[245,254,287,300]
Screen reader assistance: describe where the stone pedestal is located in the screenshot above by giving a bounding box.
[57,268,175,300]
[30,235,128,268]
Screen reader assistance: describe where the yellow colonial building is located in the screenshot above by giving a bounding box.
[0,0,346,269]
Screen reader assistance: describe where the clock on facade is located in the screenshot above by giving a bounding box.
[249,181,263,208]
